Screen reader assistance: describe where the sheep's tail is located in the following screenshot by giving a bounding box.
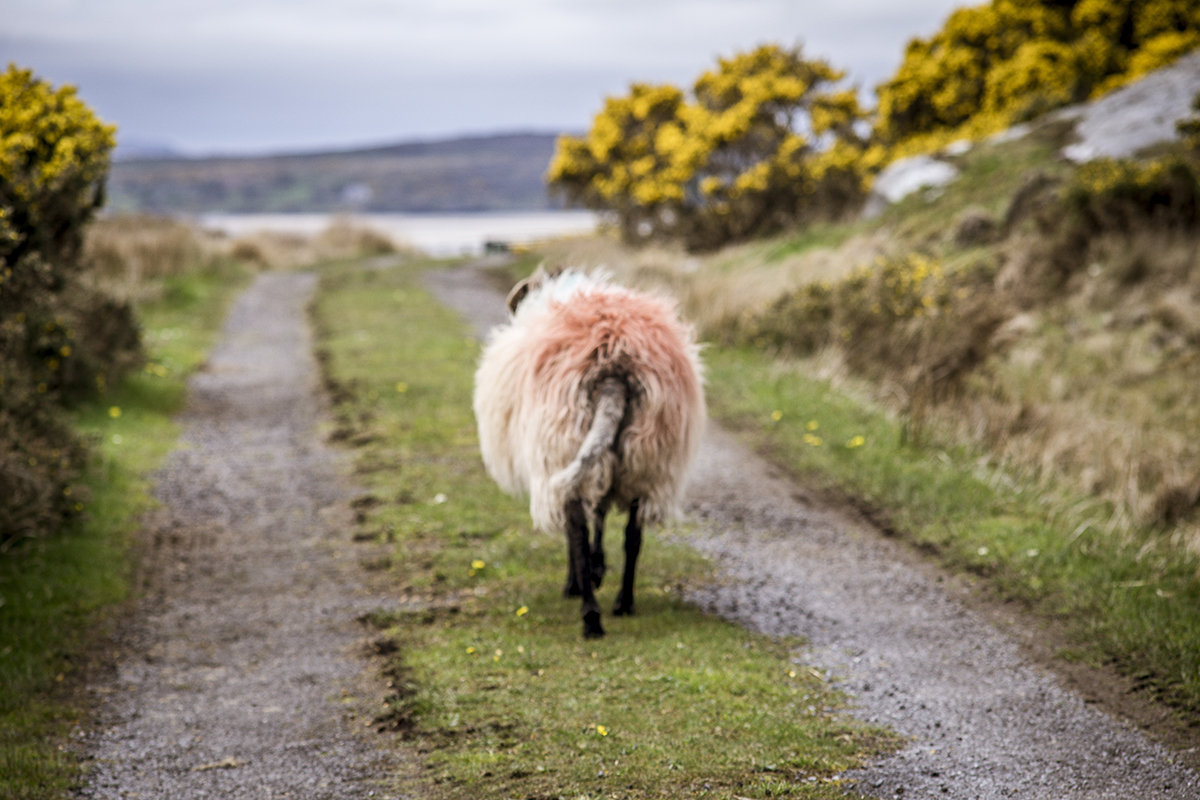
[549,377,626,502]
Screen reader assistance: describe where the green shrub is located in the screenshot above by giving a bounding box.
[548,44,876,251]
[0,64,140,547]
[739,254,1004,407]
[876,0,1200,152]
[1066,156,1200,230]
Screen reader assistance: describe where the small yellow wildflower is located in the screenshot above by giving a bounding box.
[108,406,121,418]
[771,410,783,421]
[596,725,608,736]
[805,420,819,431]
[516,606,529,617]
[395,381,408,393]
[472,559,486,570]
[466,646,476,655]
[846,435,866,448]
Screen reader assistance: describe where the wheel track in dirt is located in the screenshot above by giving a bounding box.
[77,272,404,799]
[427,259,1200,800]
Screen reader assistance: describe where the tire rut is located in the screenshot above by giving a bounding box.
[77,272,404,799]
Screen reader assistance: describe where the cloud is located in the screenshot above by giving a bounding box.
[3,0,965,153]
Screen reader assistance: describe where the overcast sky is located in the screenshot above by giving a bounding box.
[2,0,965,156]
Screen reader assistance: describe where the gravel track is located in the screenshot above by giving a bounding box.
[77,272,405,800]
[72,261,1200,800]
[428,259,1200,800]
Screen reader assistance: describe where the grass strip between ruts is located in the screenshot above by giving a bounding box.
[312,259,900,800]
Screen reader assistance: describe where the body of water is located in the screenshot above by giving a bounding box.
[197,210,599,257]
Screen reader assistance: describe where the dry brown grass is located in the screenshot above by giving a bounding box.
[536,227,891,334]
[214,217,411,271]
[82,214,221,298]
[84,215,414,295]
[943,229,1200,550]
[539,214,1200,556]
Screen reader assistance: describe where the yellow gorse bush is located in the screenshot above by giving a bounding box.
[877,0,1200,154]
[1066,154,1200,229]
[0,64,115,233]
[0,64,135,545]
[548,44,873,250]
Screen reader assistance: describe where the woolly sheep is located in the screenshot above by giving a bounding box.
[473,268,706,638]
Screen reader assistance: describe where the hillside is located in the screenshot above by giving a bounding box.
[525,50,1200,727]
[106,132,566,214]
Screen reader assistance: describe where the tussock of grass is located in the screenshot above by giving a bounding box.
[313,259,900,799]
[0,260,250,800]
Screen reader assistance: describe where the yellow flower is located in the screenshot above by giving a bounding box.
[516,606,529,617]
[108,406,121,418]
[846,435,866,448]
[395,381,408,393]
[806,420,819,431]
[771,409,783,421]
[471,559,486,570]
[596,725,608,736]
[466,646,477,654]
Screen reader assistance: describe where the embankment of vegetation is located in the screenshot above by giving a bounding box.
[531,98,1200,724]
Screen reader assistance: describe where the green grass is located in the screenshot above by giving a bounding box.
[313,259,900,800]
[0,262,250,800]
[703,346,1200,713]
[875,118,1076,253]
[764,222,863,263]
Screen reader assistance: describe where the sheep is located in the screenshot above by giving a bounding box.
[473,267,706,638]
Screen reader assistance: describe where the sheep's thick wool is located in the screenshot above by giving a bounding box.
[474,272,705,532]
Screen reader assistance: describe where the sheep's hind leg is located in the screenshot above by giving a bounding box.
[562,561,581,598]
[566,498,604,637]
[590,500,610,588]
[613,499,642,616]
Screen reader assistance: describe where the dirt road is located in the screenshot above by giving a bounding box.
[77,273,403,799]
[75,262,1199,800]
[428,260,1200,800]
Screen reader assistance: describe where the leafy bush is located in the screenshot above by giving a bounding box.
[548,45,876,250]
[0,64,140,547]
[738,254,1003,406]
[876,0,1200,151]
[1066,156,1200,230]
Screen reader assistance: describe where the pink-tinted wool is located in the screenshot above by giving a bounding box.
[474,275,705,533]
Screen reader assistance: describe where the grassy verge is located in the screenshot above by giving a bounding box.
[0,264,250,799]
[313,259,900,800]
[704,346,1200,714]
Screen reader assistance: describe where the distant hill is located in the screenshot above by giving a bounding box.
[106,132,568,214]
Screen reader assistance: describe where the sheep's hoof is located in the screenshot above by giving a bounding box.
[583,610,605,638]
[613,592,634,616]
[590,562,606,588]
[563,579,582,597]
